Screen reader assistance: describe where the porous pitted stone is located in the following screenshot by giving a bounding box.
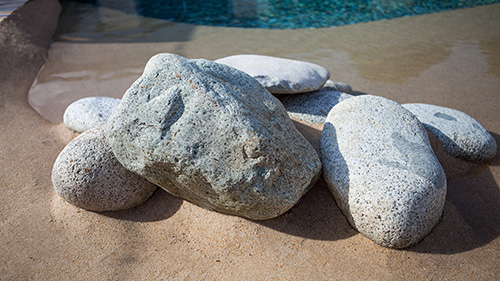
[403,103,497,163]
[324,80,352,93]
[107,53,321,220]
[321,95,447,248]
[215,54,330,94]
[63,97,121,133]
[278,87,353,125]
[52,126,157,211]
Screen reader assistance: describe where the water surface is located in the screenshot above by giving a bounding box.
[64,0,500,29]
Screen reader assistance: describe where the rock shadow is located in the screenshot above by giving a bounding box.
[291,120,322,155]
[102,188,183,222]
[349,90,368,96]
[257,180,356,241]
[408,131,500,254]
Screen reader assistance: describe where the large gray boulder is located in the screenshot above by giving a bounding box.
[52,126,158,212]
[215,54,330,94]
[107,53,321,220]
[321,95,447,248]
[403,103,497,163]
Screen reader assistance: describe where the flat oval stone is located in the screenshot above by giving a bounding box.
[63,97,121,133]
[107,53,321,220]
[321,95,447,248]
[215,54,330,94]
[403,103,497,163]
[278,87,353,125]
[52,126,158,211]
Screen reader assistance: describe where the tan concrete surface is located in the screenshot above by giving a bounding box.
[2,1,500,280]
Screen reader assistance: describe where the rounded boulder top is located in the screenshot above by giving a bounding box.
[215,54,330,94]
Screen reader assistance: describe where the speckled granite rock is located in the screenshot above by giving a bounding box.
[278,87,353,125]
[107,53,321,220]
[321,95,447,248]
[63,97,121,133]
[324,80,352,93]
[215,54,330,94]
[403,103,497,163]
[52,126,157,211]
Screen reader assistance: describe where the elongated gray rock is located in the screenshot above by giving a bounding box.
[52,126,158,212]
[403,103,497,163]
[107,53,321,220]
[278,87,353,125]
[321,95,447,248]
[64,97,121,133]
[215,54,330,94]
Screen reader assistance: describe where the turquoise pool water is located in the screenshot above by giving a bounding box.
[61,0,500,29]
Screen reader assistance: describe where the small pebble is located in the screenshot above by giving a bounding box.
[324,80,352,93]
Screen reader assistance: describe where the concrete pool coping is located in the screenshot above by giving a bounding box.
[1,0,500,279]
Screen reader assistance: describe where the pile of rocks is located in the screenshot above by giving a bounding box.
[54,53,496,248]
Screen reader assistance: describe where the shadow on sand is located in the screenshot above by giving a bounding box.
[409,131,500,254]
[257,180,357,241]
[102,188,183,222]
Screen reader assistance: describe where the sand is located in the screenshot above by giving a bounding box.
[1,0,499,279]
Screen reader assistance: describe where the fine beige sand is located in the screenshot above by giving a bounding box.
[1,1,500,279]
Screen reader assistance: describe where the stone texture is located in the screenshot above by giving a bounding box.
[52,126,158,211]
[403,103,497,163]
[321,95,447,248]
[324,80,352,93]
[215,54,330,94]
[278,87,353,125]
[63,97,121,133]
[107,53,321,220]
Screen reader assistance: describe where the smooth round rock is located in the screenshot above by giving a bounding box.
[403,103,497,163]
[215,54,330,94]
[52,126,158,212]
[63,97,121,133]
[107,53,321,220]
[278,87,353,125]
[321,95,447,248]
[324,80,352,93]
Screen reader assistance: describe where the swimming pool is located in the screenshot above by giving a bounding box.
[63,0,500,29]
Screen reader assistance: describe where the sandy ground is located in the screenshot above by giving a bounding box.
[1,0,500,280]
